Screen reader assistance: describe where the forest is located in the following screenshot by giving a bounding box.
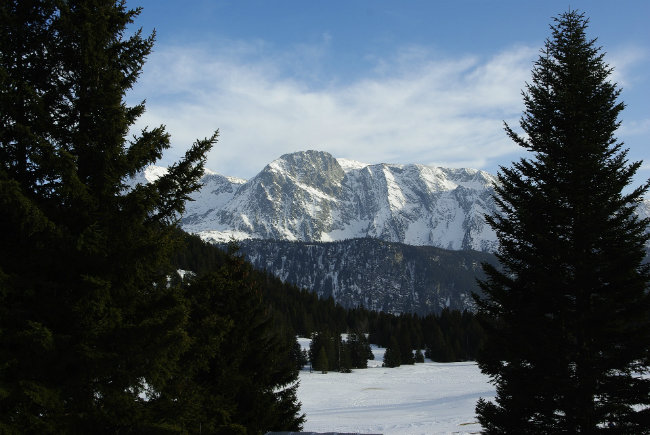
[175,232,488,367]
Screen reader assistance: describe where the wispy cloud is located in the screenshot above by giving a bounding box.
[607,45,648,88]
[622,116,650,132]
[128,39,645,179]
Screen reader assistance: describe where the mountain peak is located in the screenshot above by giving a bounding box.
[267,150,341,174]
[261,150,345,197]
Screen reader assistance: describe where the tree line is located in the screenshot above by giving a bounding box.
[307,331,374,373]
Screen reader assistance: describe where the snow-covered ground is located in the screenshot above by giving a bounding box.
[296,339,495,435]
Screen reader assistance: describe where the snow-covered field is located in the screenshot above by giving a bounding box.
[296,339,495,435]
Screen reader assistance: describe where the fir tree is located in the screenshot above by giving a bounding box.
[309,332,324,371]
[0,0,216,431]
[475,10,650,433]
[290,339,308,370]
[339,340,353,373]
[424,318,453,362]
[398,326,415,365]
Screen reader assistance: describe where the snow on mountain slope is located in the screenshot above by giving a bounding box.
[123,164,168,188]
[635,199,650,221]
[181,150,500,252]
[180,173,246,227]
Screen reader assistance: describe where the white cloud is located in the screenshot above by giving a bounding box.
[127,41,539,178]
[621,118,650,137]
[607,45,648,88]
[131,42,646,179]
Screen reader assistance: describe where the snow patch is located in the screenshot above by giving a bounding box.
[337,158,370,172]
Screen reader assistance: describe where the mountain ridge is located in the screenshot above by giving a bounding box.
[180,150,501,252]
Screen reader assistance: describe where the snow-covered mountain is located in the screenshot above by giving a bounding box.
[181,150,500,252]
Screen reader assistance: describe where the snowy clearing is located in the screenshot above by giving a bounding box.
[296,340,495,435]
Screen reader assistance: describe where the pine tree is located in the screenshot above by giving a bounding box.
[424,318,452,362]
[474,10,650,433]
[398,326,415,365]
[290,339,308,370]
[339,340,353,373]
[0,0,216,431]
[309,332,324,371]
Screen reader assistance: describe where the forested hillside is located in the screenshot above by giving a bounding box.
[175,233,487,364]
[231,238,498,314]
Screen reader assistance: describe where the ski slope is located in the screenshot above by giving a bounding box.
[296,341,495,435]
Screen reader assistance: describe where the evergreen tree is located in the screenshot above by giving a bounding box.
[0,0,216,431]
[152,250,305,433]
[309,332,325,371]
[383,336,402,368]
[475,10,650,433]
[310,330,341,373]
[347,332,373,369]
[424,316,453,362]
[339,340,353,373]
[398,326,415,365]
[290,339,308,370]
[316,346,329,374]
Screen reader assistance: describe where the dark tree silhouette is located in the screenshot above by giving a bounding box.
[475,10,650,433]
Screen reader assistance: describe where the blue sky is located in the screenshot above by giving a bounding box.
[125,0,650,187]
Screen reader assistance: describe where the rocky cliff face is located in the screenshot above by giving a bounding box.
[182,150,500,252]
